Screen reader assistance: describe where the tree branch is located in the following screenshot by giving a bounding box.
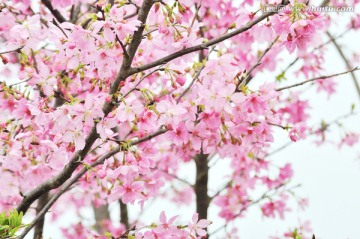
[275,67,360,91]
[129,3,288,75]
[326,31,360,102]
[120,200,130,230]
[266,111,356,158]
[240,35,279,87]
[194,153,209,222]
[32,193,49,239]
[209,183,299,236]
[41,0,67,23]
[69,3,81,24]
[0,47,23,55]
[15,0,287,218]
[278,29,351,80]
[17,126,168,239]
[16,0,155,215]
[17,148,121,239]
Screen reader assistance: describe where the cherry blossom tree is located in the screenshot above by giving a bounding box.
[0,0,360,238]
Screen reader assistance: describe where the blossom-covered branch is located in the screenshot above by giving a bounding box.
[129,2,289,75]
[16,0,155,214]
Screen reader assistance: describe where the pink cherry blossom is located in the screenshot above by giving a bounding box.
[188,213,211,237]
[289,124,307,142]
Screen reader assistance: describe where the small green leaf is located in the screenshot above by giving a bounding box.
[276,71,287,82]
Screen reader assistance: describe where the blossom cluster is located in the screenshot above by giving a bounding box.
[0,0,360,238]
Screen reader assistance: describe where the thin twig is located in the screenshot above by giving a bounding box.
[0,78,30,88]
[326,31,360,102]
[240,35,280,86]
[70,3,82,24]
[124,11,138,20]
[209,183,300,236]
[52,19,68,38]
[275,67,360,91]
[31,49,39,75]
[187,1,203,37]
[121,66,165,100]
[157,168,193,187]
[0,47,23,55]
[266,141,293,157]
[266,111,356,158]
[116,34,129,58]
[176,65,204,103]
[176,46,216,103]
[278,29,351,80]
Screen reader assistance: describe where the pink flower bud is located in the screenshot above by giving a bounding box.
[97,169,107,179]
[176,76,186,86]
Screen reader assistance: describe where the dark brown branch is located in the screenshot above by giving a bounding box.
[116,34,129,59]
[51,19,68,37]
[124,11,138,20]
[194,153,209,222]
[32,193,49,239]
[275,67,360,91]
[18,127,168,238]
[0,47,23,55]
[70,3,81,24]
[16,0,155,215]
[15,0,287,219]
[16,126,98,214]
[131,127,167,144]
[120,201,130,230]
[17,148,122,239]
[41,0,67,23]
[129,3,288,75]
[320,0,330,6]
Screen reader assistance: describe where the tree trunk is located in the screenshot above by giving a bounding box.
[33,193,49,239]
[119,200,130,229]
[194,153,209,222]
[93,204,110,233]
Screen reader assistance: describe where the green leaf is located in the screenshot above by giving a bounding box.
[295,234,303,239]
[103,3,111,13]
[0,209,24,239]
[276,71,287,82]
